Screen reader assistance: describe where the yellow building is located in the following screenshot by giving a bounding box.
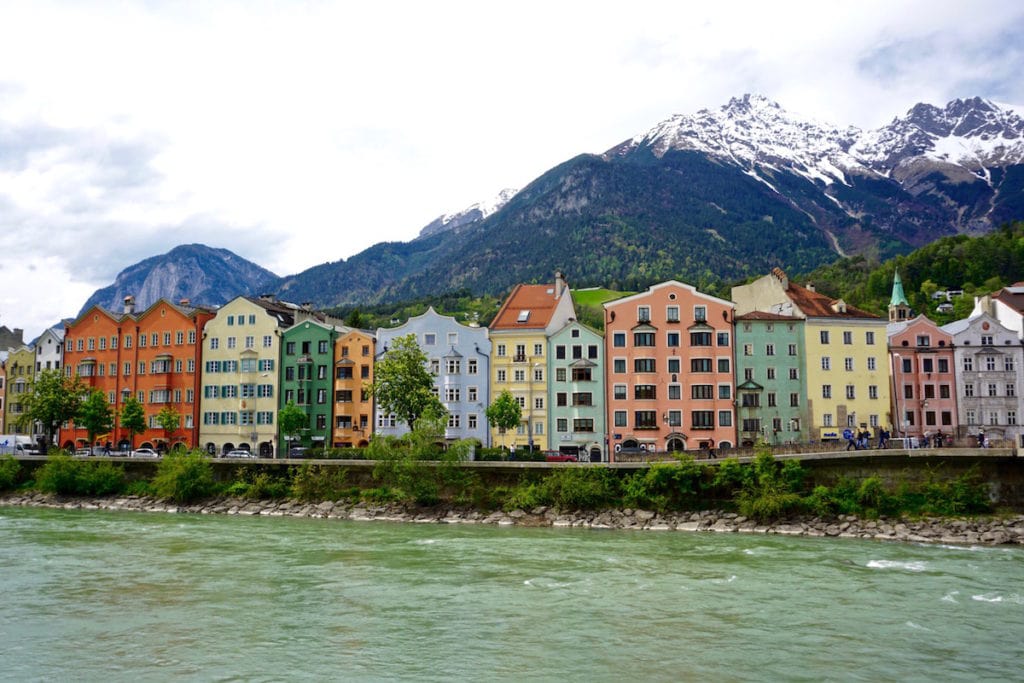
[199,296,308,457]
[733,269,890,442]
[488,273,576,451]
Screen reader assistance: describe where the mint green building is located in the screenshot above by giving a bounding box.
[734,312,810,447]
[548,321,606,462]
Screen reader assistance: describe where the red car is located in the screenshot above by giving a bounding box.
[544,451,579,462]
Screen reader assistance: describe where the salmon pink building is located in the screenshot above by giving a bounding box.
[603,280,735,459]
[887,315,958,442]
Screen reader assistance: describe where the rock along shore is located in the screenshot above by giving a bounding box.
[3,492,1023,546]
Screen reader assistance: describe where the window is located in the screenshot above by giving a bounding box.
[556,345,566,360]
[821,357,831,370]
[902,358,912,373]
[634,385,657,400]
[718,358,730,373]
[822,385,832,399]
[719,385,731,400]
[718,411,732,427]
[513,369,525,382]
[467,386,478,401]
[666,306,680,322]
[634,358,656,373]
[614,411,627,427]
[986,357,996,371]
[557,418,568,433]
[988,383,998,397]
[843,331,852,345]
[742,419,761,433]
[744,344,754,356]
[766,344,775,356]
[790,393,800,407]
[668,384,681,400]
[534,344,543,356]
[635,411,657,429]
[1005,357,1016,372]
[964,383,974,397]
[904,385,914,399]
[571,367,592,382]
[1009,411,1018,426]
[823,414,833,427]
[865,331,875,345]
[938,358,949,373]
[869,385,878,399]
[263,335,273,348]
[844,358,854,371]
[981,335,993,346]
[613,359,626,373]
[446,359,461,374]
[424,334,436,346]
[963,357,973,371]
[788,344,797,356]
[637,306,650,323]
[767,392,777,407]
[717,332,730,347]
[613,384,627,400]
[691,411,714,429]
[690,331,712,346]
[1007,384,1016,397]
[468,414,478,430]
[691,385,714,400]
[634,332,655,346]
[666,332,680,347]
[496,344,506,357]
[666,411,682,427]
[922,358,934,373]
[739,392,759,407]
[613,332,626,348]
[573,418,594,432]
[820,331,830,344]
[867,357,876,371]
[468,359,478,374]
[556,368,567,382]
[691,358,712,372]
[766,368,776,380]
[694,306,706,322]
[845,385,855,400]
[534,367,544,382]
[445,388,461,402]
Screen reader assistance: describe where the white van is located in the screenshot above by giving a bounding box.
[0,435,35,455]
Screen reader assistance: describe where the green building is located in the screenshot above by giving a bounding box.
[734,312,810,447]
[279,320,344,452]
[548,321,606,462]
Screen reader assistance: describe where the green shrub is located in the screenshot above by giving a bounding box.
[124,480,155,497]
[34,453,126,496]
[503,482,546,511]
[291,463,350,502]
[0,455,21,491]
[244,472,290,500]
[362,486,402,504]
[152,450,215,503]
[622,459,703,511]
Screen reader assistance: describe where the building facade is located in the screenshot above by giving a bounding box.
[489,274,576,452]
[734,312,809,447]
[61,305,123,450]
[332,329,375,448]
[199,296,298,457]
[34,328,64,375]
[943,313,1024,445]
[548,321,606,461]
[280,320,342,451]
[604,280,736,458]
[4,346,35,440]
[887,315,958,442]
[733,269,890,443]
[376,307,491,446]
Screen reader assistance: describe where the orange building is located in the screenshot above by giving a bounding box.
[603,280,736,458]
[62,297,212,452]
[332,329,375,447]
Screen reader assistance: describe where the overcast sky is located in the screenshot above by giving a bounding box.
[1,0,1022,340]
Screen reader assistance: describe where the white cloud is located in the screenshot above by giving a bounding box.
[0,0,1022,339]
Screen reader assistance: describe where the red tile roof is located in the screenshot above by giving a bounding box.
[785,281,880,319]
[490,283,563,330]
[993,287,1024,314]
[736,311,801,321]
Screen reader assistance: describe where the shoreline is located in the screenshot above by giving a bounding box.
[2,491,1023,546]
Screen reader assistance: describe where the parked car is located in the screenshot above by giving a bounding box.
[544,450,579,462]
[130,448,160,458]
[74,448,93,456]
[224,449,255,459]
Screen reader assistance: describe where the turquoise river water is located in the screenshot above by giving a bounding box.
[1,507,1021,682]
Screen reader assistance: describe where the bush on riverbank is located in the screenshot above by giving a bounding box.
[152,450,216,503]
[34,453,126,496]
[0,455,20,491]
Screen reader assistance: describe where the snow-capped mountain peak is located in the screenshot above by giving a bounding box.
[418,188,519,238]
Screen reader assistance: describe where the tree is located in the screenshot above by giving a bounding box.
[120,397,146,450]
[486,390,521,448]
[345,309,364,328]
[78,390,114,453]
[371,333,446,430]
[278,401,308,451]
[155,406,182,450]
[16,369,86,449]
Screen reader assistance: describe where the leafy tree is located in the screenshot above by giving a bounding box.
[279,400,308,450]
[16,369,86,448]
[78,390,114,453]
[371,333,446,430]
[486,390,521,448]
[345,309,364,328]
[120,397,146,450]
[155,406,182,448]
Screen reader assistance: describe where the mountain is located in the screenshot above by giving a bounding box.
[418,188,518,238]
[77,244,278,317]
[264,95,1024,308]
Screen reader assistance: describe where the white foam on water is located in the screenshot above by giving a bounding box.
[905,621,933,632]
[941,591,960,603]
[973,593,1003,603]
[412,539,438,545]
[866,560,927,572]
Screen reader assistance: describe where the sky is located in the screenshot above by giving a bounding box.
[1,0,1022,341]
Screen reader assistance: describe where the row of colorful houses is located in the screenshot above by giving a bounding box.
[2,270,1023,461]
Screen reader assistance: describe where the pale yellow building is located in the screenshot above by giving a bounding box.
[488,273,576,451]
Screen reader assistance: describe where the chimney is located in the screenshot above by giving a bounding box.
[771,267,789,290]
[259,293,275,302]
[123,296,136,314]
[179,298,191,307]
[805,283,815,293]
[554,271,567,298]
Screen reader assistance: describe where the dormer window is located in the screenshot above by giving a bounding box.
[916,335,931,347]
[517,310,530,323]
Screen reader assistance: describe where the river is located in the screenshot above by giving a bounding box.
[1,507,1021,681]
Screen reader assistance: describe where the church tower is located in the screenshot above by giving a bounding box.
[888,269,911,322]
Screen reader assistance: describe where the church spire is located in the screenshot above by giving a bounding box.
[888,269,911,322]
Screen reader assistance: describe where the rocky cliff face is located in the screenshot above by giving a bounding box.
[77,244,278,316]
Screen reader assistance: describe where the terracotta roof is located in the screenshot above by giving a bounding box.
[736,311,801,321]
[490,284,563,330]
[786,282,880,319]
[993,286,1024,314]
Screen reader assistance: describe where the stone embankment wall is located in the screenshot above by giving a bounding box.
[3,492,1023,546]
